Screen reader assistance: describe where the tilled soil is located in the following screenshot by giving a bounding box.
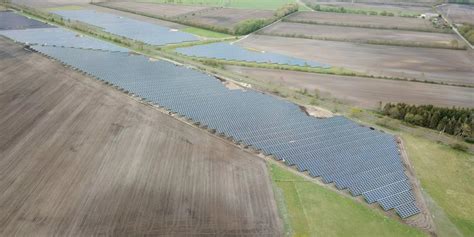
[0,37,283,237]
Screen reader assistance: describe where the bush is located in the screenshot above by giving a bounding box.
[274,3,298,18]
[450,143,469,152]
[233,19,269,35]
[459,24,474,44]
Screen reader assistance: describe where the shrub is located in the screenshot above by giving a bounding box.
[234,19,269,35]
[450,143,469,152]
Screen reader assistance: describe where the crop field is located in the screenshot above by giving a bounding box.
[437,4,474,25]
[302,0,433,15]
[226,66,474,109]
[285,11,445,32]
[239,35,474,86]
[0,37,283,236]
[260,22,464,49]
[177,7,275,30]
[97,1,211,18]
[141,0,297,10]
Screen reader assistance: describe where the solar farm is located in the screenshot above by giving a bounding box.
[1,1,473,236]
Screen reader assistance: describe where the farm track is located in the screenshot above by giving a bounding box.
[0,37,283,237]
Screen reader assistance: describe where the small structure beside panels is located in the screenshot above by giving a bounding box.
[29,45,420,219]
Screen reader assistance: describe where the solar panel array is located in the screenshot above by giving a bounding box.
[0,28,128,52]
[53,10,199,45]
[176,42,329,68]
[0,11,54,30]
[31,45,420,218]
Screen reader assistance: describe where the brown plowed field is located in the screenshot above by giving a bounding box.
[226,65,474,109]
[302,0,434,14]
[0,38,283,236]
[239,35,474,86]
[177,7,275,29]
[260,22,462,48]
[285,11,443,32]
[98,1,212,18]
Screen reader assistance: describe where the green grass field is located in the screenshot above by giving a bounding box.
[140,0,297,10]
[403,134,474,237]
[270,164,427,237]
[182,27,233,38]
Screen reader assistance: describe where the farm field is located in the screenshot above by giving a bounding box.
[259,22,464,49]
[97,1,276,34]
[0,37,283,236]
[177,7,275,30]
[140,0,297,10]
[285,11,446,32]
[97,1,211,18]
[225,66,474,109]
[437,4,474,25]
[302,0,434,15]
[238,35,474,86]
[270,164,427,237]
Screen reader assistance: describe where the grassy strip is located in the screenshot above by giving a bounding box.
[43,5,83,11]
[258,31,467,50]
[181,27,233,38]
[270,164,428,237]
[282,18,453,34]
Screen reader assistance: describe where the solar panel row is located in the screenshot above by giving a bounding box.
[0,28,128,52]
[0,11,54,30]
[53,10,199,46]
[30,45,420,218]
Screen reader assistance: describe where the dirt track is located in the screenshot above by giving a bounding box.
[0,38,283,236]
[226,66,474,109]
[239,35,474,86]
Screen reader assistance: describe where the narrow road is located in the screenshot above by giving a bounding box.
[435,3,474,50]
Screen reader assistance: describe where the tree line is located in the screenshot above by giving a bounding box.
[382,103,473,140]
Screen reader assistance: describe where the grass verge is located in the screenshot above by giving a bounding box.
[402,133,474,237]
[270,164,427,237]
[182,27,233,38]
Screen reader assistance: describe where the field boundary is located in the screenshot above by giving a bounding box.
[281,18,453,34]
[256,30,467,50]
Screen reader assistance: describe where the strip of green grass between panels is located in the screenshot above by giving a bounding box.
[182,27,233,38]
[270,164,427,237]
